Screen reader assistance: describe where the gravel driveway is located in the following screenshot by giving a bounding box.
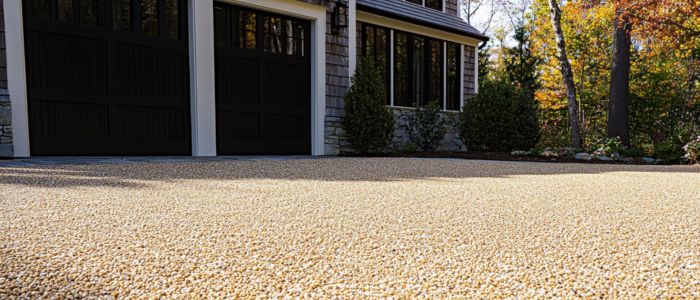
[1,157,699,298]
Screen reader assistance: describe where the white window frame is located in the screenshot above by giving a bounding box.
[362,25,470,112]
[403,0,447,13]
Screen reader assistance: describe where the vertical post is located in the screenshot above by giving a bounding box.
[459,44,465,110]
[442,42,447,110]
[389,30,394,106]
[474,44,479,94]
[348,0,357,77]
[188,0,217,156]
[311,17,326,156]
[4,0,30,157]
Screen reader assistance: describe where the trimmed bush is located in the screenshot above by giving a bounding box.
[342,58,395,154]
[408,101,447,151]
[459,79,540,152]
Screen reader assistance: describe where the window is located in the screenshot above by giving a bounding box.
[164,0,180,38]
[405,0,443,11]
[113,0,132,31]
[28,0,184,40]
[79,0,99,25]
[141,0,159,36]
[446,42,461,111]
[362,24,390,104]
[31,0,51,18]
[214,5,308,57]
[237,11,257,49]
[394,31,443,107]
[58,0,74,22]
[362,23,466,111]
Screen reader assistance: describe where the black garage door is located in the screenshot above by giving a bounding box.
[214,3,311,155]
[23,0,191,155]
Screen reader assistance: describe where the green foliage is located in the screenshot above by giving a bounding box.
[459,79,540,152]
[395,143,418,154]
[408,102,447,151]
[590,136,626,156]
[654,140,686,163]
[684,136,700,163]
[505,25,541,97]
[342,58,395,154]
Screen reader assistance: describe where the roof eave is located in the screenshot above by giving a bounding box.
[357,4,489,43]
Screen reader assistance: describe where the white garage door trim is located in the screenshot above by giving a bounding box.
[191,0,326,156]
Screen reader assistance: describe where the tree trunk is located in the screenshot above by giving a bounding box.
[547,0,582,149]
[608,7,632,147]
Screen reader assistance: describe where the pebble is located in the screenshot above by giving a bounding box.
[1,158,699,298]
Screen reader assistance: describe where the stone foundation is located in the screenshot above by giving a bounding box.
[389,107,465,152]
[323,107,465,155]
[0,90,12,157]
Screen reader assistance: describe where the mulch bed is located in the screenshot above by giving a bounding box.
[377,151,656,165]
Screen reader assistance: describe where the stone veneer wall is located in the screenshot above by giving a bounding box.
[0,0,13,157]
[390,107,465,152]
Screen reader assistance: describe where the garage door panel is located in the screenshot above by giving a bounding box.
[29,100,110,139]
[111,105,188,140]
[217,111,260,139]
[24,0,191,155]
[260,114,310,140]
[216,56,259,110]
[215,2,311,155]
[26,31,108,94]
[113,43,187,103]
[259,62,309,108]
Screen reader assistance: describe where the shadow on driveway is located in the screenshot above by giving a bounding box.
[0,157,698,189]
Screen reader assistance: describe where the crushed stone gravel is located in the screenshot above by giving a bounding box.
[1,157,699,298]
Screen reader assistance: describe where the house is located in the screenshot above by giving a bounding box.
[0,0,487,158]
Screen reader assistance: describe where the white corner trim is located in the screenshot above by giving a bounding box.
[4,0,30,157]
[389,30,395,107]
[348,0,357,78]
[442,42,447,110]
[212,0,326,156]
[189,0,217,157]
[474,45,479,94]
[459,44,465,110]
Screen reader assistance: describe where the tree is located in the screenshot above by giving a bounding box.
[607,3,632,146]
[505,24,540,97]
[547,0,582,148]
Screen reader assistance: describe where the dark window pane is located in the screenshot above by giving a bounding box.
[406,0,422,5]
[237,11,256,49]
[264,16,283,53]
[364,25,375,57]
[426,0,442,10]
[363,24,390,104]
[411,36,425,107]
[58,0,74,22]
[141,0,159,36]
[31,0,51,18]
[446,42,461,111]
[113,0,132,31]
[428,39,443,106]
[164,0,179,38]
[394,32,409,107]
[293,21,306,56]
[79,0,99,25]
